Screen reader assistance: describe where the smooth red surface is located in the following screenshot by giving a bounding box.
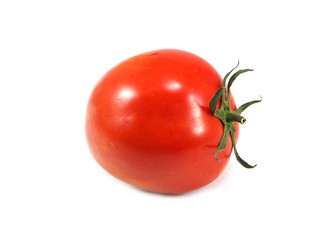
[86,49,239,194]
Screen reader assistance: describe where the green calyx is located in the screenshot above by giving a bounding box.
[209,61,262,168]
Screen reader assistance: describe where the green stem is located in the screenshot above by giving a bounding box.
[235,96,262,114]
[230,131,257,168]
[226,112,246,124]
[209,61,261,169]
[209,88,223,115]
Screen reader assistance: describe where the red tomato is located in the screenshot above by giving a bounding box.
[86,49,240,194]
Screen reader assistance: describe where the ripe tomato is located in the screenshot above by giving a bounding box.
[86,49,258,194]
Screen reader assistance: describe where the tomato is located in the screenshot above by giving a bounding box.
[86,49,260,194]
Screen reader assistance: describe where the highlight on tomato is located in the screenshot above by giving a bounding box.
[85,49,261,194]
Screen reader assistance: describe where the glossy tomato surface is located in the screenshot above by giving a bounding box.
[86,49,239,194]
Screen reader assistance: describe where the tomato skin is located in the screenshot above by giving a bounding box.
[86,49,239,194]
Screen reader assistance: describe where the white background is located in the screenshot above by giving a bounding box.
[1,0,319,239]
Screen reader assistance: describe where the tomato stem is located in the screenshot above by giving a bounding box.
[226,112,246,124]
[209,61,262,168]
